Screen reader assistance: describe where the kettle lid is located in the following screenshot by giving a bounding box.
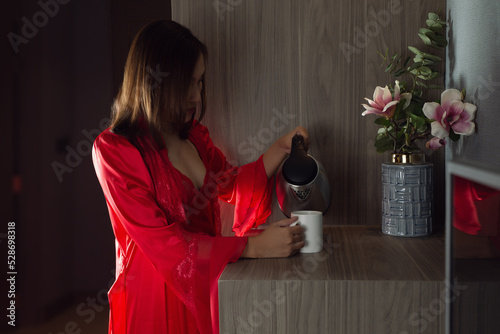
[282,135,318,185]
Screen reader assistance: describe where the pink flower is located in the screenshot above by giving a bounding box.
[362,81,412,119]
[422,89,477,139]
[426,137,447,150]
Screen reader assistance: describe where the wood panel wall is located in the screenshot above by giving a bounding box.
[171,0,445,233]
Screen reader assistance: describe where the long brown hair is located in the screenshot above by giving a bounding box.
[111,20,207,146]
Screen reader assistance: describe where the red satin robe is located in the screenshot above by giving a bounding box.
[453,175,500,250]
[92,121,273,334]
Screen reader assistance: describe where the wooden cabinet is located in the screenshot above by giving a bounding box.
[219,226,445,334]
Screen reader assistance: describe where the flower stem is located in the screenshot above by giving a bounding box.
[390,119,399,153]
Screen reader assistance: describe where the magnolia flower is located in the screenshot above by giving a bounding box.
[425,137,447,150]
[362,80,412,119]
[423,89,477,139]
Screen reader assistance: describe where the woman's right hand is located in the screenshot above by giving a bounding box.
[240,217,305,258]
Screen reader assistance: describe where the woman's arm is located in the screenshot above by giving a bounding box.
[244,126,308,257]
[262,126,309,178]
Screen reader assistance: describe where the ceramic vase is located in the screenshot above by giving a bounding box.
[381,153,433,237]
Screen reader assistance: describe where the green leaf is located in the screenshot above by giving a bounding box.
[416,80,429,88]
[374,117,391,126]
[407,61,423,71]
[393,101,407,120]
[391,52,400,62]
[418,33,433,46]
[374,133,395,153]
[420,28,436,37]
[426,19,437,26]
[408,46,423,56]
[427,34,448,49]
[427,71,440,79]
[403,56,411,67]
[409,47,442,61]
[431,34,447,45]
[449,129,460,142]
[437,20,447,27]
[421,52,442,62]
[428,12,439,20]
[407,100,425,118]
[418,71,439,80]
[461,88,466,100]
[426,43,444,50]
[412,95,426,105]
[385,63,394,73]
[421,59,436,66]
[427,21,443,33]
[419,66,432,76]
[398,81,408,91]
[410,113,426,130]
[393,68,407,77]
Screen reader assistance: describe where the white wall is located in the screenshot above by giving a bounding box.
[446,0,500,167]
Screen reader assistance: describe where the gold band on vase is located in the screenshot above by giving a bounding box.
[391,153,424,164]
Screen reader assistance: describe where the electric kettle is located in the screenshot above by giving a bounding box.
[276,135,331,217]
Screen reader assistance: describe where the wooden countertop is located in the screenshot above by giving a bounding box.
[220,225,445,282]
[218,225,446,334]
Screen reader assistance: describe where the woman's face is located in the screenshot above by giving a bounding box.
[185,53,205,122]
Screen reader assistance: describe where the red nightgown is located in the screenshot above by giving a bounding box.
[92,121,273,334]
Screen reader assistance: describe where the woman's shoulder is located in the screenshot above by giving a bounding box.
[95,128,127,146]
[93,128,139,156]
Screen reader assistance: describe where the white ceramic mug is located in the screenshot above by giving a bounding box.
[291,210,323,253]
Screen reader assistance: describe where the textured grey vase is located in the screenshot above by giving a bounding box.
[381,162,433,237]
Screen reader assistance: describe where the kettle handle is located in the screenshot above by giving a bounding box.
[291,135,306,154]
[282,134,318,186]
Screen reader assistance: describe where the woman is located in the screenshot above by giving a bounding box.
[93,20,307,334]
